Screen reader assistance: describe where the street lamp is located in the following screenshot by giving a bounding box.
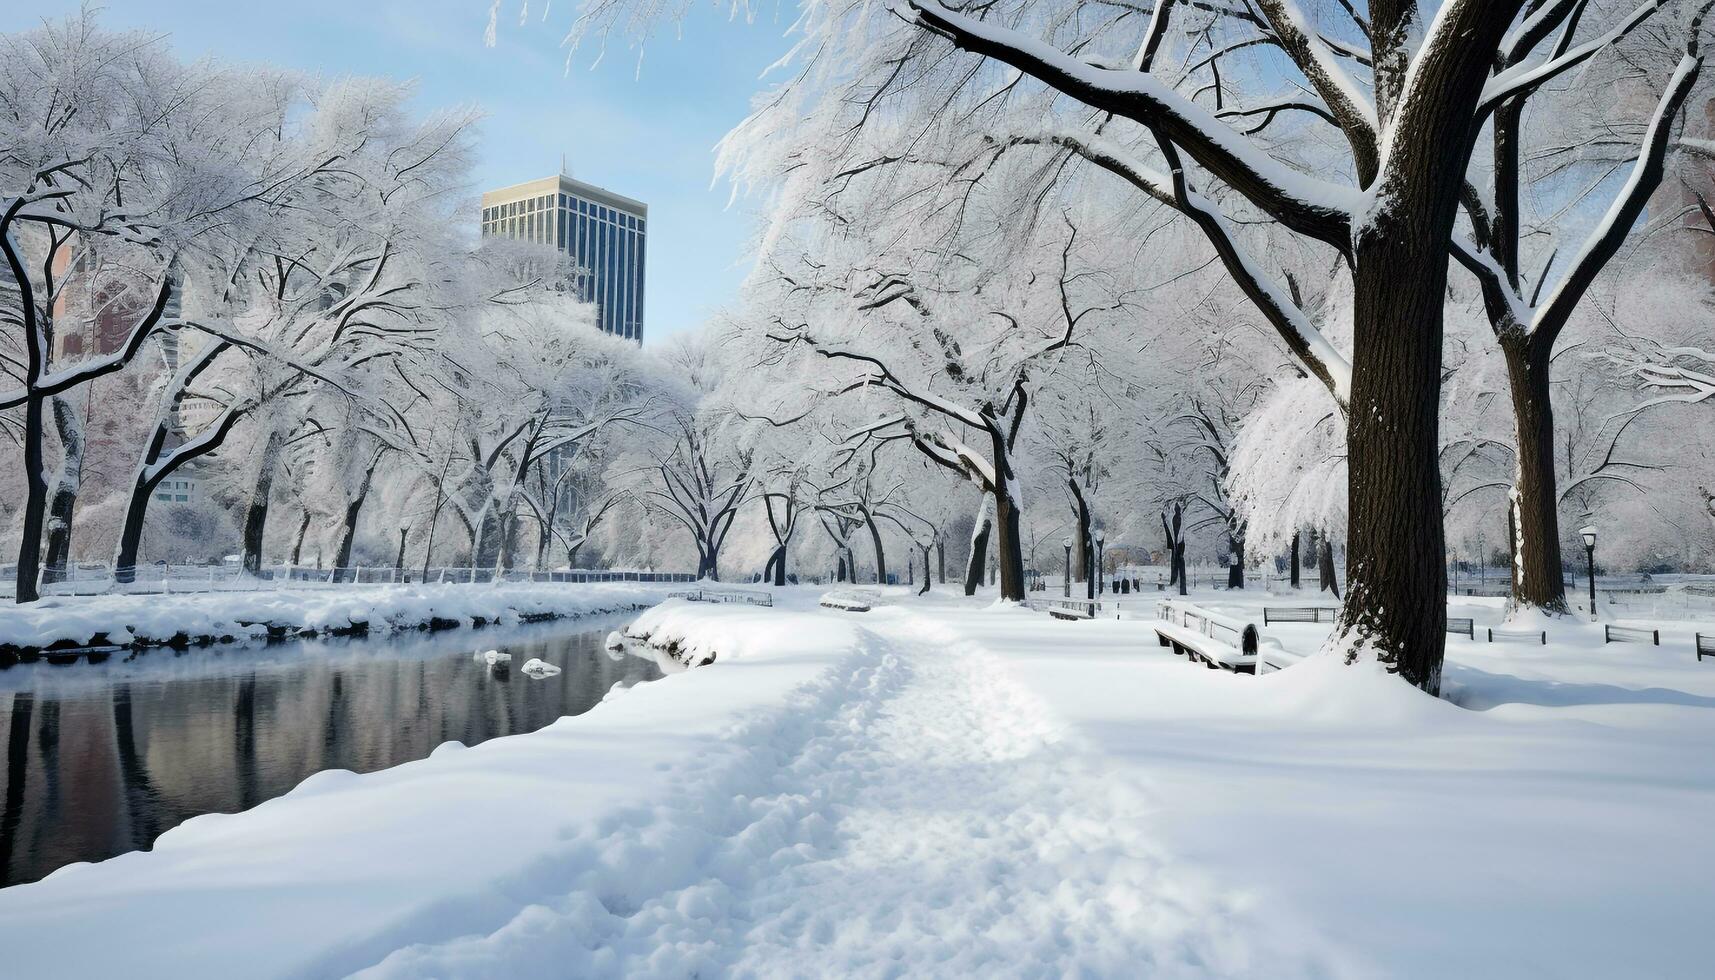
[1581,525,1598,621]
[1095,529,1107,597]
[1062,536,1073,598]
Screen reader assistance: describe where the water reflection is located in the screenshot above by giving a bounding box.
[0,620,661,887]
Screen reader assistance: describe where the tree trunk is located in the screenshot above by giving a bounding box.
[394,527,408,578]
[41,397,84,586]
[836,553,848,583]
[240,428,286,576]
[964,502,992,596]
[14,392,48,603]
[332,464,377,578]
[858,506,886,584]
[1227,532,1245,589]
[1070,478,1094,601]
[936,540,945,584]
[919,544,931,595]
[993,484,1026,600]
[1319,537,1340,598]
[1340,234,1450,692]
[1502,340,1569,613]
[1289,531,1301,589]
[290,510,312,566]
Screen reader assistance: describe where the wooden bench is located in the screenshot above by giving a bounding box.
[1262,606,1337,625]
[1257,643,1306,675]
[1696,633,1712,662]
[1487,627,1546,645]
[1037,597,1101,620]
[1155,599,1261,673]
[1447,617,1475,638]
[1604,624,1659,646]
[669,588,774,608]
[820,590,878,612]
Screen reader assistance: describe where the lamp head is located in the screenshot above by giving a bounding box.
[1580,526,1597,550]
[1061,536,1072,549]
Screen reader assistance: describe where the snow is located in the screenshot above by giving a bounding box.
[1,587,1711,976]
[521,657,560,676]
[0,582,677,651]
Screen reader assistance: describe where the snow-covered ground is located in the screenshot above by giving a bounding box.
[1,586,1710,977]
[0,581,680,651]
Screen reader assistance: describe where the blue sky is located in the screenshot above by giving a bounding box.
[3,1,796,342]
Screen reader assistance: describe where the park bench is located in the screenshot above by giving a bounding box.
[1604,624,1660,646]
[1262,606,1337,625]
[820,589,878,612]
[1036,597,1102,620]
[1447,617,1475,638]
[668,588,774,608]
[1699,634,1713,662]
[1155,599,1261,673]
[1487,627,1546,645]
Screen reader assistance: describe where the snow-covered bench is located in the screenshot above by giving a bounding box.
[1155,599,1260,674]
[667,588,774,608]
[1698,634,1713,662]
[1604,624,1659,646]
[1487,627,1546,645]
[1257,644,1306,675]
[820,590,879,612]
[1036,597,1101,620]
[1262,606,1336,624]
[1447,616,1475,638]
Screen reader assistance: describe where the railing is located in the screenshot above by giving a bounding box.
[0,563,696,597]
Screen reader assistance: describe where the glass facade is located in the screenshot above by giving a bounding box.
[480,182,646,343]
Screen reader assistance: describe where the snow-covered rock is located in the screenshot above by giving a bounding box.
[483,650,511,666]
[520,658,560,677]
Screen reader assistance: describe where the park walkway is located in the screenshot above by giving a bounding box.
[359,609,1327,978]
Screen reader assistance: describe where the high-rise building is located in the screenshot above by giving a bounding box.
[480,174,647,342]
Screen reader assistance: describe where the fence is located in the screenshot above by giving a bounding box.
[0,562,696,597]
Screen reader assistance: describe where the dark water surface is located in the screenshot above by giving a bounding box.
[0,619,662,887]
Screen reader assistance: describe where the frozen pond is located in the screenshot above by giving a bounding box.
[0,618,662,887]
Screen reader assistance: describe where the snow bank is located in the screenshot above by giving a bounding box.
[0,594,862,979]
[0,582,677,653]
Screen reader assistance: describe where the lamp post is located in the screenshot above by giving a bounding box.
[1581,526,1598,621]
[1095,529,1106,597]
[1062,536,1072,598]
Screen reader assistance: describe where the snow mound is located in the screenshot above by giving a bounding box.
[520,658,561,677]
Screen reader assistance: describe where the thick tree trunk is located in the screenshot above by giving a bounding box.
[41,397,84,586]
[1502,340,1569,613]
[1289,531,1301,589]
[1340,236,1451,692]
[919,544,932,595]
[240,428,286,576]
[936,540,945,584]
[394,527,408,579]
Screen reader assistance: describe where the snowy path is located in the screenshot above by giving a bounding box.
[361,613,1328,978]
